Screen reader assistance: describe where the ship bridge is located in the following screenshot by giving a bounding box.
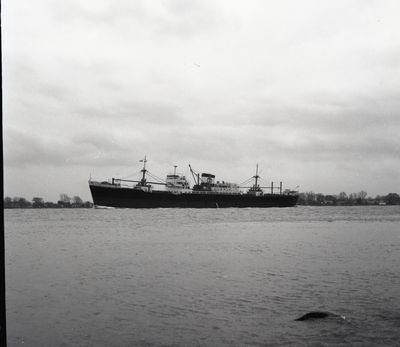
[165,168,191,194]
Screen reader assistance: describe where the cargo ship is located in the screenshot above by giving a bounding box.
[89,157,299,208]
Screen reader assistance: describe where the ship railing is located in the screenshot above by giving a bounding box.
[191,190,243,195]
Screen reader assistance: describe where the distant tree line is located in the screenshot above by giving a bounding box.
[4,194,93,209]
[297,191,400,206]
[4,191,400,208]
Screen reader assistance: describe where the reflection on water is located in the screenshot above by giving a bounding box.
[5,206,400,346]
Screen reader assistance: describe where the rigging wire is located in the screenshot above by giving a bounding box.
[258,176,266,184]
[112,162,274,188]
[239,177,254,187]
[118,170,142,180]
[146,171,166,183]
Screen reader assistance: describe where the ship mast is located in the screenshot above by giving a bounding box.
[253,164,260,191]
[140,155,147,186]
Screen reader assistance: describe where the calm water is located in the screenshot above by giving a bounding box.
[5,206,400,346]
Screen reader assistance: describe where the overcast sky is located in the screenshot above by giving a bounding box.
[3,0,400,201]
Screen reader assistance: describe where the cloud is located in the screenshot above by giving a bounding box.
[4,128,69,167]
[3,0,400,200]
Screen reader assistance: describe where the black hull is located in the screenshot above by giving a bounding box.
[89,184,298,208]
